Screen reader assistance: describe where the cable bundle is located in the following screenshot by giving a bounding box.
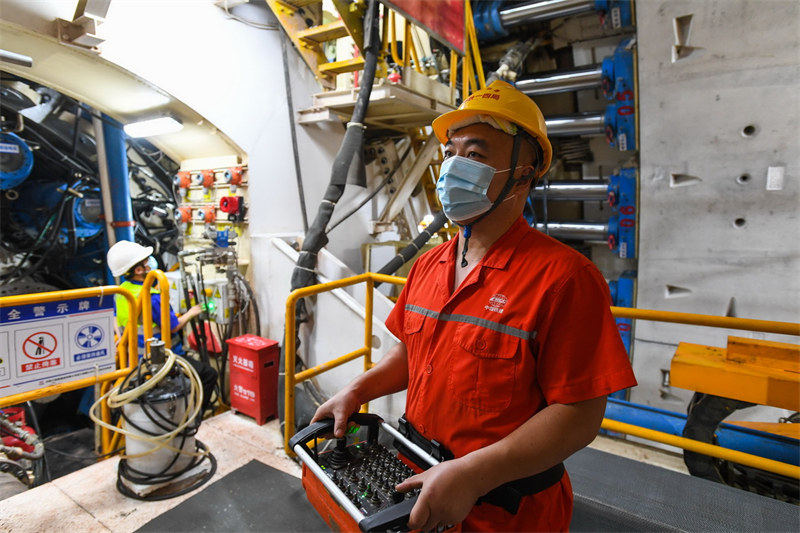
[90,347,216,500]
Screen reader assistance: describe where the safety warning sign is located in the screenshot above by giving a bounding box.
[0,295,116,397]
[23,331,58,359]
[19,329,61,373]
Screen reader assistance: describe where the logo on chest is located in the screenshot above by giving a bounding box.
[485,293,508,314]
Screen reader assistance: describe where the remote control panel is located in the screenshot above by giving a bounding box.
[318,439,419,513]
[289,413,443,532]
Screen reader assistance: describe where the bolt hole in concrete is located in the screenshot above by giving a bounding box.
[733,218,747,228]
[737,173,751,185]
[741,124,757,137]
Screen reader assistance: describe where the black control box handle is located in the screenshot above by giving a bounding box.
[358,494,418,532]
[289,412,383,453]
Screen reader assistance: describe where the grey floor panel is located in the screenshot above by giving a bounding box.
[567,447,799,532]
[136,459,328,532]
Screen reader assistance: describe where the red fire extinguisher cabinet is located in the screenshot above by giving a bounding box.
[227,334,279,425]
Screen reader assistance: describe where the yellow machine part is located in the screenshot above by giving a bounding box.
[671,336,800,411]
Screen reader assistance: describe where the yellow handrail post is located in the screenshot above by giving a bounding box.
[140,269,172,351]
[284,291,298,455]
[361,277,375,414]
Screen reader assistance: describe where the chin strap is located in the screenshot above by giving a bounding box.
[460,135,523,268]
[460,225,472,267]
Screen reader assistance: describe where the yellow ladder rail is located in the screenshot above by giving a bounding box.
[265,0,366,90]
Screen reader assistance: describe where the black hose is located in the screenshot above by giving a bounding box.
[234,270,260,337]
[127,139,179,204]
[327,142,414,232]
[114,357,216,501]
[289,0,381,303]
[281,0,381,432]
[0,191,72,285]
[374,211,449,283]
[188,275,210,366]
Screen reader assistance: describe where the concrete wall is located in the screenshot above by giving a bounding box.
[632,0,800,418]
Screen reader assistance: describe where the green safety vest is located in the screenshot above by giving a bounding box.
[115,280,181,353]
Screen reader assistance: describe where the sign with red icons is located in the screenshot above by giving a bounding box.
[0,296,116,397]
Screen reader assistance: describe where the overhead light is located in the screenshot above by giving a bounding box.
[123,115,183,138]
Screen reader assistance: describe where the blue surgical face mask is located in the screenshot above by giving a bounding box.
[436,156,497,222]
[146,256,158,271]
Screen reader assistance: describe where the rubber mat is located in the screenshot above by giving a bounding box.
[136,460,328,532]
[567,447,800,532]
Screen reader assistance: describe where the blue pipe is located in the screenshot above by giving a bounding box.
[101,114,134,243]
[605,398,799,467]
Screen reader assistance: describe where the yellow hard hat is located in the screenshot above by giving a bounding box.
[432,80,552,178]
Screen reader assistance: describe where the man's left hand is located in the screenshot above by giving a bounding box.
[395,458,482,531]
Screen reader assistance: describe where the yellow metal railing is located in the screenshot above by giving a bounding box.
[284,274,800,478]
[284,272,406,455]
[610,306,800,337]
[140,269,174,350]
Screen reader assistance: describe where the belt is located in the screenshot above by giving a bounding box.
[396,415,565,515]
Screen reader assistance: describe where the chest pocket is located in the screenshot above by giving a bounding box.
[448,323,520,412]
[403,309,425,335]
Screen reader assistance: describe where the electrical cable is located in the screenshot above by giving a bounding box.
[127,139,180,203]
[280,29,309,233]
[0,190,72,286]
[40,441,123,460]
[25,401,51,485]
[192,272,211,366]
[18,125,93,176]
[88,347,216,501]
[233,270,260,338]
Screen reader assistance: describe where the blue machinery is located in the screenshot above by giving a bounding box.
[474,0,634,41]
[0,110,136,287]
[605,398,799,468]
[0,132,34,190]
[529,167,637,258]
[608,270,635,352]
[482,3,639,257]
[520,38,637,151]
[100,113,135,244]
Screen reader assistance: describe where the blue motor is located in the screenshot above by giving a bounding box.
[0,132,34,190]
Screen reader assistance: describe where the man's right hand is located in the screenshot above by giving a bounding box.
[309,341,410,438]
[310,388,362,439]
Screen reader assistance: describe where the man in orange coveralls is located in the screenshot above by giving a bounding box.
[312,80,637,532]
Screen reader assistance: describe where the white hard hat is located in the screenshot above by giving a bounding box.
[107,240,153,277]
